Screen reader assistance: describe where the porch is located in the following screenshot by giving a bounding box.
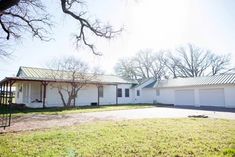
[0,77,120,108]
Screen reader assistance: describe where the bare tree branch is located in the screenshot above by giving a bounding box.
[0,0,122,57]
[60,0,122,55]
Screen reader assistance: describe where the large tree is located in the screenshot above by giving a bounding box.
[0,0,121,57]
[166,44,233,78]
[115,44,234,80]
[114,57,138,80]
[48,57,97,107]
[115,50,167,81]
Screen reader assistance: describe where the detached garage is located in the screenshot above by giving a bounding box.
[156,74,235,108]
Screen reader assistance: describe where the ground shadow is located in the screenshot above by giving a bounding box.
[155,105,235,113]
[0,104,155,114]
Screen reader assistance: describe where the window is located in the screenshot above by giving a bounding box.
[156,89,160,96]
[117,88,122,97]
[125,89,130,97]
[137,90,140,96]
[98,86,103,98]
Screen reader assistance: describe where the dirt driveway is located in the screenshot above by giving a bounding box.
[1,107,235,132]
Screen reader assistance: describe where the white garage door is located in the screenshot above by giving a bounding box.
[175,90,194,106]
[199,89,225,107]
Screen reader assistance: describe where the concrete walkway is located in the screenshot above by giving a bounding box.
[1,107,235,132]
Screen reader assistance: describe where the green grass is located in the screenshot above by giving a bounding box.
[0,104,156,117]
[0,119,235,157]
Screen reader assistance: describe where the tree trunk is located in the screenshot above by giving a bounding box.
[58,90,67,107]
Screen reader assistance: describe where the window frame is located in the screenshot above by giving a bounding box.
[125,88,130,97]
[137,90,140,96]
[117,88,122,97]
[98,86,104,98]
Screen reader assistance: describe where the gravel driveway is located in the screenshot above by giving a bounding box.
[1,107,235,132]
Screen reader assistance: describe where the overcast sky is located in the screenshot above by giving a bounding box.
[1,0,235,79]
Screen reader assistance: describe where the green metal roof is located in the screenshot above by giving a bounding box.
[156,74,235,88]
[143,80,157,88]
[16,66,137,84]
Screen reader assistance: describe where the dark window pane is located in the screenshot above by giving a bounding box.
[125,89,129,97]
[137,90,140,96]
[117,88,122,97]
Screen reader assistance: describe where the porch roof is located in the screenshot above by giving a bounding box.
[0,76,136,86]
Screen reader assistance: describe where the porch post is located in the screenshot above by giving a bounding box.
[28,83,31,103]
[9,80,15,104]
[0,84,2,105]
[116,84,118,105]
[9,82,12,104]
[5,82,8,105]
[42,81,48,108]
[97,85,100,106]
[2,83,5,105]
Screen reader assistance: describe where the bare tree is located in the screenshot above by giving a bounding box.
[165,44,234,78]
[133,50,153,79]
[148,52,167,80]
[114,58,138,80]
[115,50,167,81]
[48,57,97,107]
[164,52,180,78]
[0,0,121,57]
[210,54,233,75]
[175,44,212,77]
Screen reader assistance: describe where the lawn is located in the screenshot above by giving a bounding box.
[0,119,235,157]
[0,104,156,117]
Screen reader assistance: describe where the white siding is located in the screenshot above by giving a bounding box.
[15,83,23,104]
[30,82,41,102]
[223,87,235,108]
[76,84,98,106]
[141,89,156,103]
[117,84,134,104]
[156,88,174,105]
[46,83,65,107]
[99,85,117,105]
[46,83,116,107]
[133,78,156,104]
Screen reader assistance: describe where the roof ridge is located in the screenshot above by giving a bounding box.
[20,66,123,78]
[165,73,235,81]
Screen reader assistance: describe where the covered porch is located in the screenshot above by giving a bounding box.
[0,77,120,108]
[0,77,48,108]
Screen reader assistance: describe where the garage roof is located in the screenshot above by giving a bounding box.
[156,74,235,88]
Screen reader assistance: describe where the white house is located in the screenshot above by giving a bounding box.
[0,67,138,108]
[0,66,235,108]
